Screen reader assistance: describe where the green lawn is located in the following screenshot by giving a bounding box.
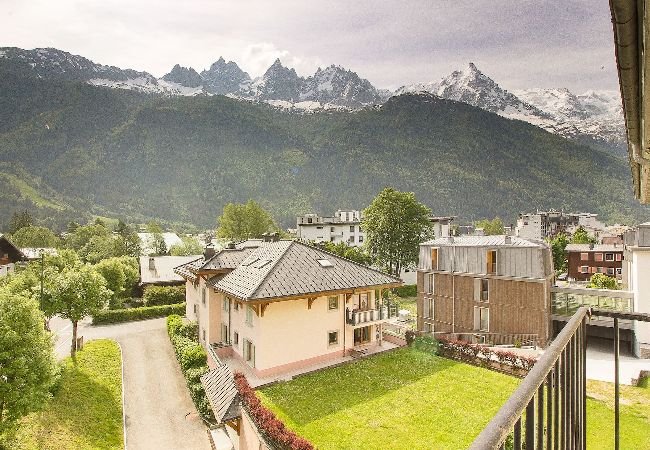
[259,347,650,450]
[12,340,124,450]
[585,378,650,450]
[258,347,520,450]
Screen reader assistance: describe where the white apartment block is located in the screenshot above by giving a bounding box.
[516,210,605,240]
[296,210,365,246]
[622,222,650,357]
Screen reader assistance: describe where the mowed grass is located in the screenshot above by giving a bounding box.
[12,340,124,450]
[258,347,520,450]
[585,378,650,449]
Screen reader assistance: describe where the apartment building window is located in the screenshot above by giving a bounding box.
[234,332,239,345]
[580,252,589,261]
[350,225,355,232]
[307,217,313,224]
[202,329,206,342]
[595,253,604,262]
[428,298,434,319]
[349,236,354,243]
[359,293,369,309]
[607,267,615,276]
[201,287,206,306]
[234,301,239,311]
[221,324,229,343]
[580,266,589,274]
[616,254,622,261]
[616,268,622,275]
[317,226,323,230]
[596,267,603,274]
[193,304,198,314]
[243,339,255,367]
[473,278,489,302]
[430,248,438,270]
[330,227,335,232]
[246,305,254,327]
[605,253,614,261]
[474,307,489,332]
[328,296,339,310]
[223,298,230,312]
[328,330,339,346]
[427,273,434,294]
[359,235,364,243]
[487,250,497,274]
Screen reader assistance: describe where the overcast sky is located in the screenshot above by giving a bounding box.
[0,0,618,92]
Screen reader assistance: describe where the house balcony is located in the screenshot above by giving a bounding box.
[346,305,397,326]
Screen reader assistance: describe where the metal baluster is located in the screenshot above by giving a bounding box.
[537,383,544,449]
[547,369,553,449]
[614,317,620,450]
[554,359,559,450]
[514,418,522,450]
[526,397,535,449]
[562,347,568,450]
[582,320,587,449]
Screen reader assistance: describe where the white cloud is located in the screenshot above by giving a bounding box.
[240,42,323,78]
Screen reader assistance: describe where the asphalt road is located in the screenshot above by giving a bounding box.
[53,316,212,450]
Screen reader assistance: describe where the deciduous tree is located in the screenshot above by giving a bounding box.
[475,217,505,235]
[216,200,276,241]
[49,266,111,356]
[549,233,569,273]
[587,273,619,290]
[362,188,433,276]
[169,236,203,256]
[9,225,61,248]
[0,289,56,439]
[571,226,598,244]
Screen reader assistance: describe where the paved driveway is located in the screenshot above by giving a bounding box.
[53,317,212,450]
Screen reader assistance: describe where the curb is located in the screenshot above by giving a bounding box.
[115,340,128,450]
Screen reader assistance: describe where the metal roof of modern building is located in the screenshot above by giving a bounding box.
[212,240,402,301]
[422,235,544,248]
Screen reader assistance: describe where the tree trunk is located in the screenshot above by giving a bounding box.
[71,320,77,357]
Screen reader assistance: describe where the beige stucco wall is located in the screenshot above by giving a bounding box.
[239,410,271,450]
[184,280,200,320]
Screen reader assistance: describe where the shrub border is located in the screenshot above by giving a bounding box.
[234,372,314,450]
[92,303,186,325]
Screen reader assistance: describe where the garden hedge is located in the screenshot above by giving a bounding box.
[393,284,417,298]
[92,303,185,325]
[143,285,185,306]
[166,315,214,422]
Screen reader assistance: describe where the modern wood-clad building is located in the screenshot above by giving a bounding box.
[417,235,554,346]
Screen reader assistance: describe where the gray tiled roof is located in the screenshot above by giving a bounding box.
[565,244,623,252]
[200,365,240,423]
[173,240,262,282]
[213,240,402,301]
[422,235,543,248]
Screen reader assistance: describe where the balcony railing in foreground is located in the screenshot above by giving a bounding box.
[469,307,650,450]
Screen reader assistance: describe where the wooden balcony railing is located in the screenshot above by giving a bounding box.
[469,307,650,450]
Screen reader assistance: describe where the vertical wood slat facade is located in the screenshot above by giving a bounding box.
[417,236,553,346]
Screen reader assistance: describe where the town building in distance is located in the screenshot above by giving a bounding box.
[296,210,365,246]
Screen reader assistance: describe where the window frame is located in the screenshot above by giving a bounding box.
[201,287,206,306]
[328,330,339,346]
[605,253,615,262]
[580,265,589,274]
[328,295,339,310]
[580,252,589,261]
[245,305,254,327]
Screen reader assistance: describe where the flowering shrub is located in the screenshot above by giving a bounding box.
[234,373,314,450]
[436,337,537,374]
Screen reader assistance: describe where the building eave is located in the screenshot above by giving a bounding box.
[610,0,649,202]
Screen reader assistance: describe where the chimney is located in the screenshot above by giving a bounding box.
[270,232,280,242]
[589,243,594,250]
[148,257,155,271]
[204,244,216,259]
[226,241,236,249]
[261,233,270,242]
[504,236,512,244]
